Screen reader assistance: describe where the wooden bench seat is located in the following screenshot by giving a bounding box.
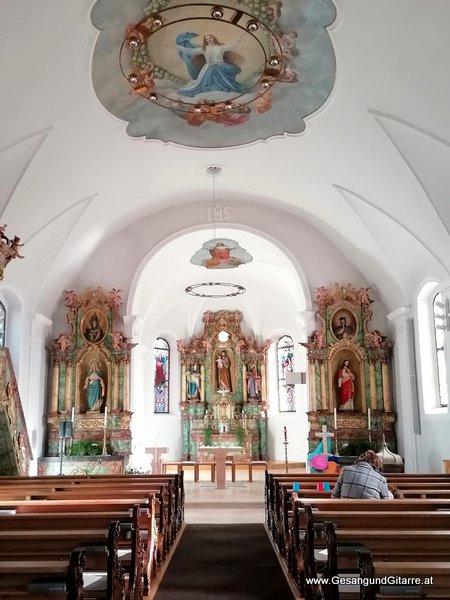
[0,549,85,600]
[0,521,125,600]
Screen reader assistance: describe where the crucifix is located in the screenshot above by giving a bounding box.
[315,424,335,456]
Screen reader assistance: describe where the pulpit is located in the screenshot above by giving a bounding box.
[146,446,169,474]
[198,446,242,489]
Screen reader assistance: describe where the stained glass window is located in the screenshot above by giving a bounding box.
[154,337,170,413]
[277,335,296,412]
[0,302,5,347]
[433,292,449,407]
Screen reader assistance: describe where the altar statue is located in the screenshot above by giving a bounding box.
[84,360,105,411]
[216,350,232,392]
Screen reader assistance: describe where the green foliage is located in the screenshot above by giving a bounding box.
[203,423,212,447]
[339,439,377,456]
[124,465,151,474]
[235,425,246,447]
[66,440,102,456]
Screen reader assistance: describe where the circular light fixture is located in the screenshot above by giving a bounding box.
[120,3,284,116]
[185,282,246,298]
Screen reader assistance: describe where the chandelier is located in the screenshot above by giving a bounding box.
[120,3,284,117]
[185,165,246,298]
[185,282,246,298]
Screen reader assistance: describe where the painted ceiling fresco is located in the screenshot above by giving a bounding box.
[91,0,336,147]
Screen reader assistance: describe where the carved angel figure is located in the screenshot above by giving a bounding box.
[55,334,73,352]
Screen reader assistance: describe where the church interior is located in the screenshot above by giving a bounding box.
[1,0,450,598]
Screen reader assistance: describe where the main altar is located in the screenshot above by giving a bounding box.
[177,310,270,461]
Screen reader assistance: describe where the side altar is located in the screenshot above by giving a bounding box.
[177,310,270,461]
[43,288,134,464]
[303,284,396,455]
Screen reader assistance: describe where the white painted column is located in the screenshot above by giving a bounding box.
[27,312,52,474]
[387,307,419,473]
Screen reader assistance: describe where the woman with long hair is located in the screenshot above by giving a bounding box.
[176,32,248,97]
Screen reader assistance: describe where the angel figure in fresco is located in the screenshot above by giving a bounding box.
[336,359,355,411]
[176,32,249,97]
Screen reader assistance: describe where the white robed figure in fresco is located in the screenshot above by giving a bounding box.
[176,32,248,97]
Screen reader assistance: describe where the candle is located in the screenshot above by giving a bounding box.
[71,406,75,424]
[367,408,371,431]
[104,406,108,428]
[283,426,287,442]
[333,407,337,429]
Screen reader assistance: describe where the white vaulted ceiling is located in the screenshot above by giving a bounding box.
[1,0,449,318]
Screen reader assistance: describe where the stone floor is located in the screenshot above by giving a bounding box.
[182,463,305,524]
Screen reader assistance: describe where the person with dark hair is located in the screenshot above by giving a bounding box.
[331,449,390,499]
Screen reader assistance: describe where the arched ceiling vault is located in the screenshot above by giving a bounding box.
[0,1,449,317]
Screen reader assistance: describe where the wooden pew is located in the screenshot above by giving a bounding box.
[0,472,185,536]
[358,549,450,600]
[0,520,126,600]
[0,548,85,600]
[0,496,157,595]
[0,483,174,564]
[290,502,450,600]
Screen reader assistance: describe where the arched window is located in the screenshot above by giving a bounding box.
[433,291,449,408]
[277,335,296,412]
[154,337,170,413]
[0,301,6,347]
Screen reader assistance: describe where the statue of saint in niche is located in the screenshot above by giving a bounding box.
[216,350,232,392]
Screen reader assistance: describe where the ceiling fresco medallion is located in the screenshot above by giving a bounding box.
[190,238,253,269]
[91,0,336,147]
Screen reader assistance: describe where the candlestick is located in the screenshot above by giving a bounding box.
[367,408,371,431]
[333,407,337,429]
[104,406,108,428]
[283,426,287,443]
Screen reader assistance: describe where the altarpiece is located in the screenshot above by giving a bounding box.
[45,288,133,458]
[177,310,270,461]
[303,283,396,453]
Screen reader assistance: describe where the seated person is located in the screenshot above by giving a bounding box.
[331,450,390,499]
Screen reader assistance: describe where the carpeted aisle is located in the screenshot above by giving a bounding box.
[154,524,295,600]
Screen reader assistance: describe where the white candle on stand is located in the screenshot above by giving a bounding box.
[367,408,371,431]
[71,406,75,424]
[104,406,108,428]
[333,407,337,429]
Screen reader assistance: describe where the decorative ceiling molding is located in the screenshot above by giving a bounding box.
[333,184,449,277]
[25,194,97,245]
[0,127,52,219]
[90,0,336,147]
[370,109,450,238]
